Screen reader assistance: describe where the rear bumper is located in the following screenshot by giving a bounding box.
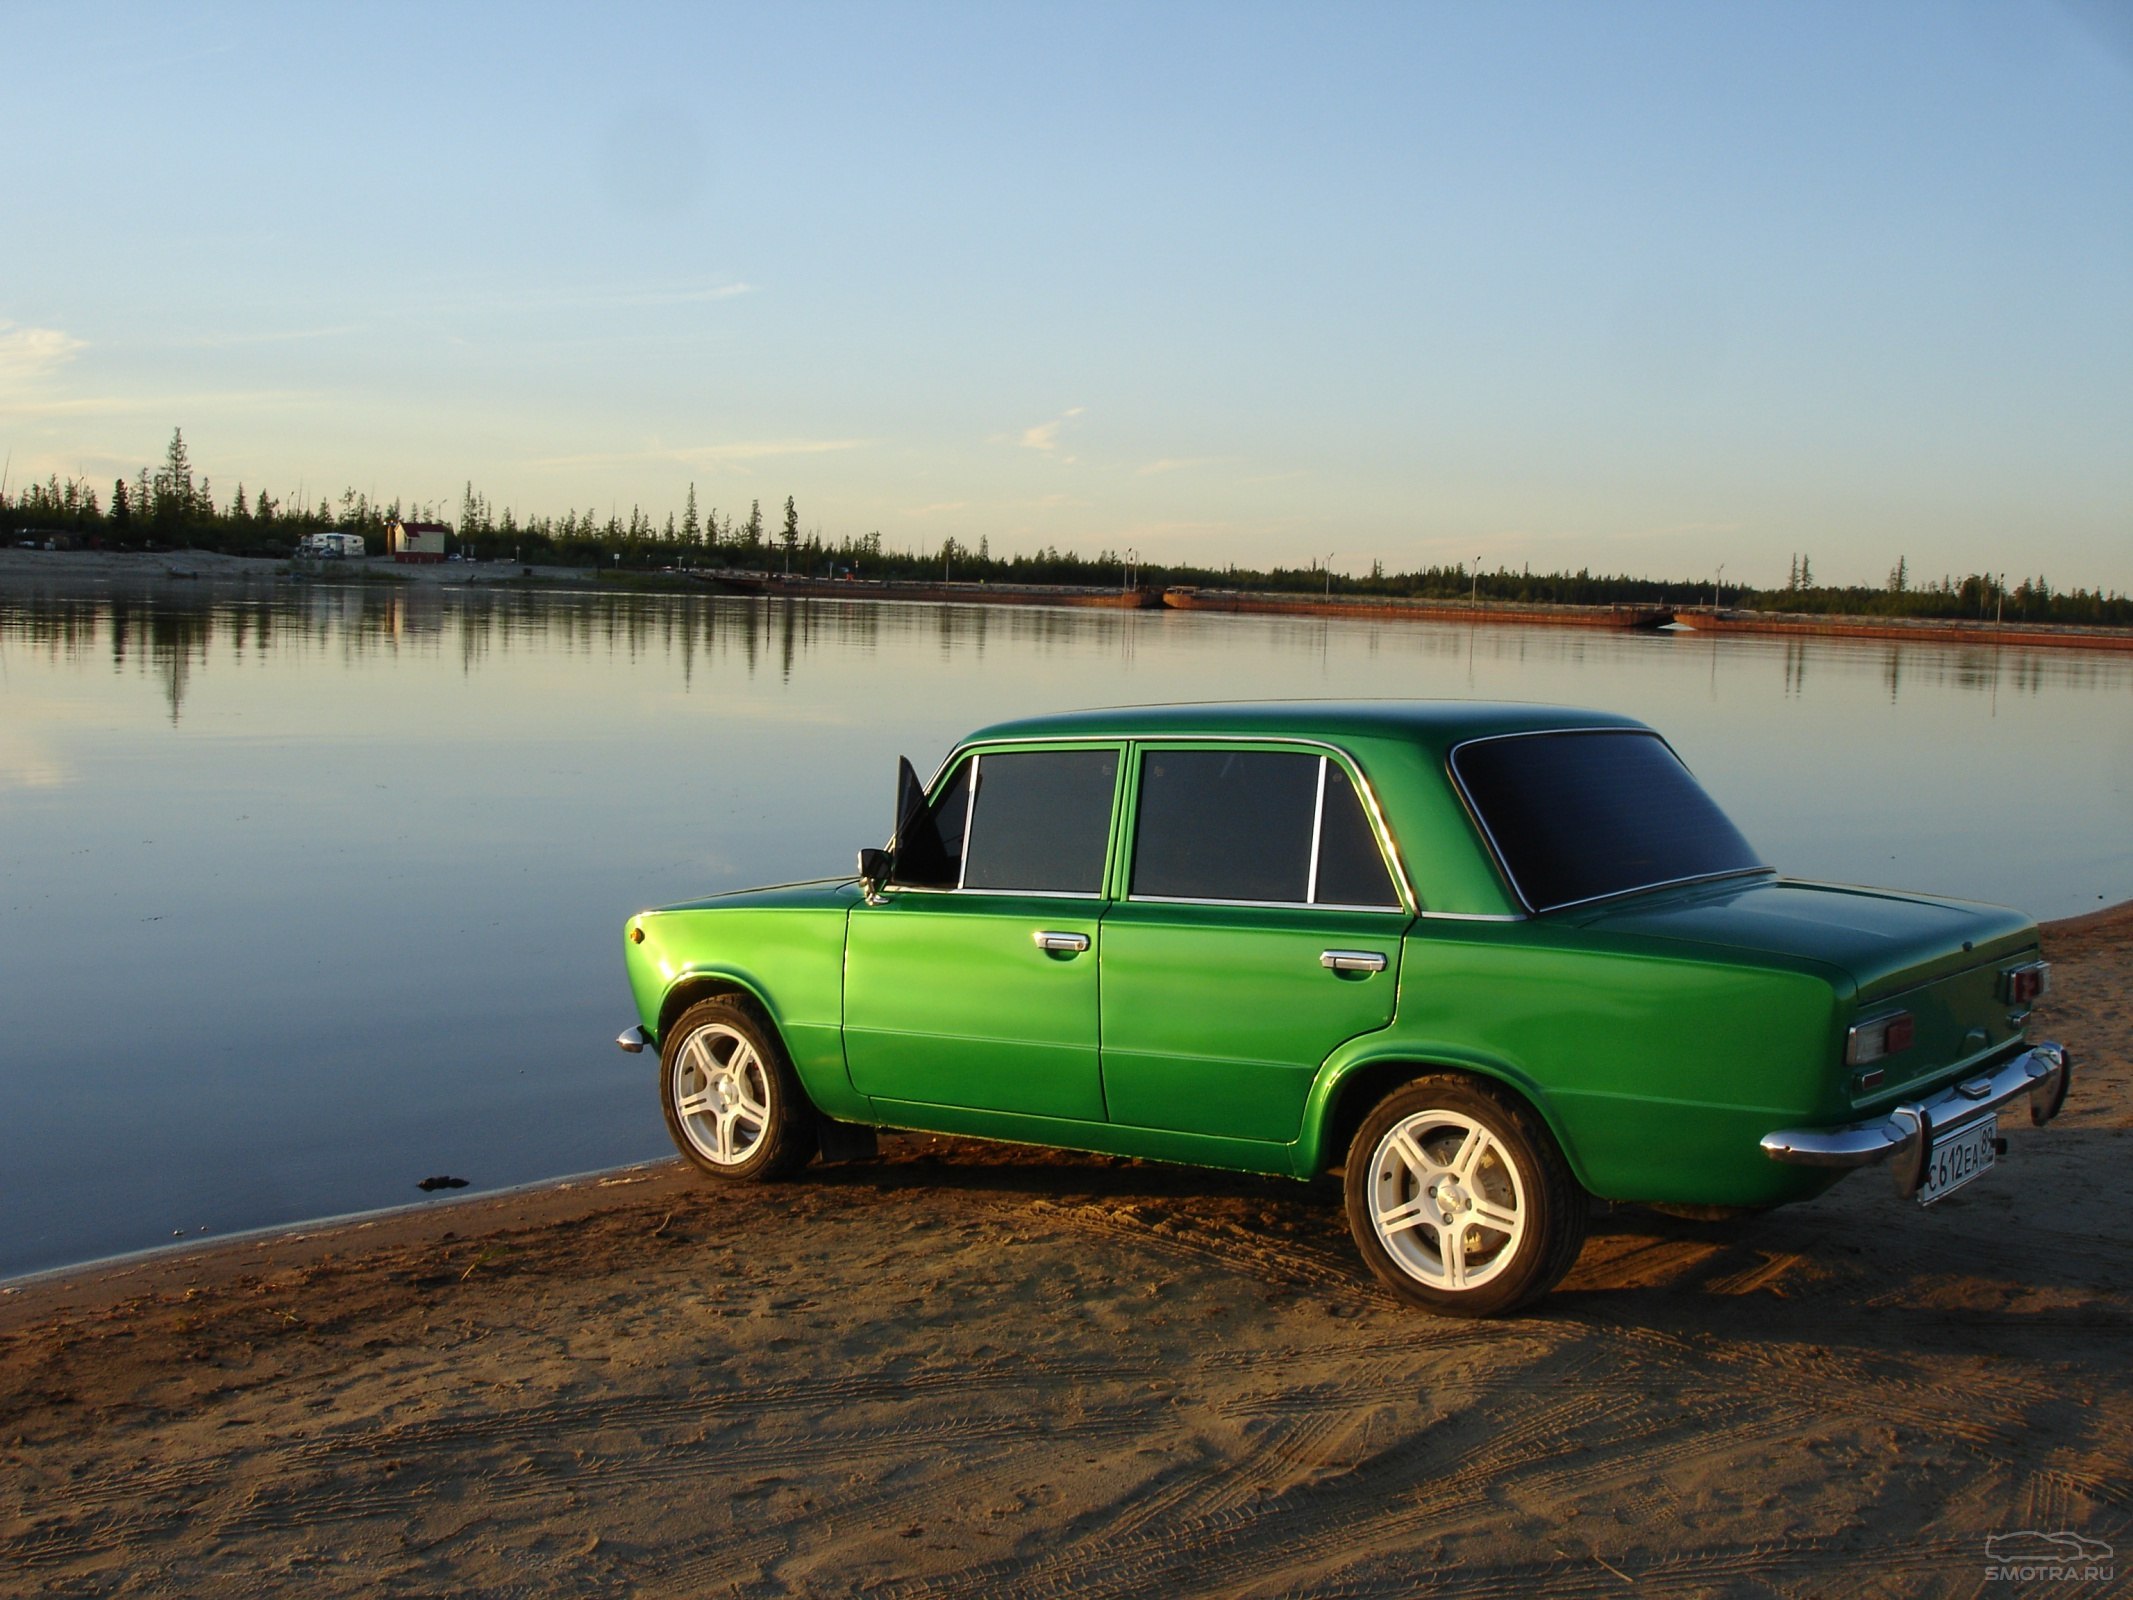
[1760,1043,2070,1198]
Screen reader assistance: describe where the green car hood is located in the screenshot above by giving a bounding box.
[1571,876,2036,998]
[646,877,859,916]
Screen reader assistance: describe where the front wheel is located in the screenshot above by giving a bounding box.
[660,997,816,1181]
[1343,1075,1587,1317]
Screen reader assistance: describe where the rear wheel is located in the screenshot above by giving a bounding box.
[1343,1075,1586,1317]
[660,997,816,1181]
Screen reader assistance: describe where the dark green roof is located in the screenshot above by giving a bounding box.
[962,699,1645,755]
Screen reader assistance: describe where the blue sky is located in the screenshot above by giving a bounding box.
[5,1,2128,588]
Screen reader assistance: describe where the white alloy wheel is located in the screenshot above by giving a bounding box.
[670,1022,775,1167]
[1365,1108,1528,1292]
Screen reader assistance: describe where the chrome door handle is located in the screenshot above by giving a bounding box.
[1034,930,1091,954]
[1320,949,1388,973]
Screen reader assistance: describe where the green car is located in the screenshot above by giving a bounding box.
[617,701,2071,1316]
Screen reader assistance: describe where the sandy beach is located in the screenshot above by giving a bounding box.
[2,903,2126,1597]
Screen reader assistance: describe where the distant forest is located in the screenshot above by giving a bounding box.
[5,428,2129,628]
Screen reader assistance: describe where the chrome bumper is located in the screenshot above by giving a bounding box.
[1761,1043,2070,1198]
[616,1024,653,1055]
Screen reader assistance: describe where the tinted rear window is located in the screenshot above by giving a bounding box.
[1453,730,1762,912]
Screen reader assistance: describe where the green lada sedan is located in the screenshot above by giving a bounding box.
[617,701,2071,1316]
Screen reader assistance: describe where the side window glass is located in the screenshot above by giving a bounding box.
[890,760,971,888]
[961,748,1118,894]
[1313,761,1401,908]
[1131,750,1319,902]
[1131,748,1404,908]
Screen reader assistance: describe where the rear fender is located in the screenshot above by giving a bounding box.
[1297,1038,1590,1189]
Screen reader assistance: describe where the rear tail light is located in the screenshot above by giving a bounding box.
[2000,961,2050,1006]
[1846,1011,1916,1066]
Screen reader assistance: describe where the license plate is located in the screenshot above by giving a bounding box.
[1917,1116,1997,1205]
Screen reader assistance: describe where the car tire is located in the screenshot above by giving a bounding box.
[1343,1074,1587,1317]
[660,996,816,1181]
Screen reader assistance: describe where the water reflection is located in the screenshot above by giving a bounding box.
[1,577,2128,1278]
[8,583,2128,730]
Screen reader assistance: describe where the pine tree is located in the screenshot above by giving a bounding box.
[683,484,700,544]
[111,478,131,531]
[744,499,763,551]
[153,428,194,528]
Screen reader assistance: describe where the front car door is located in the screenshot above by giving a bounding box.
[844,742,1123,1121]
[1100,742,1412,1143]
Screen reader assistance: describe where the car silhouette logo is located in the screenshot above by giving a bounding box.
[1985,1530,2114,1563]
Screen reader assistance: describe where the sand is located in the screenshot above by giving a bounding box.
[3,907,2125,1596]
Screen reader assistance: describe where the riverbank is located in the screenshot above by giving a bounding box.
[8,546,2130,654]
[4,905,2126,1596]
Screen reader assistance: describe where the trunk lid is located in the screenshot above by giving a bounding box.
[1571,876,2036,996]
[1575,878,2041,1104]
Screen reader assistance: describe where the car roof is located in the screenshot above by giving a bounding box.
[960,699,1647,754]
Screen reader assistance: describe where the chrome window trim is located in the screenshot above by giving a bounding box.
[1446,727,1773,916]
[953,751,980,891]
[883,885,1106,902]
[1125,741,1408,914]
[1415,909,1525,923]
[1125,893,1410,915]
[1305,756,1328,906]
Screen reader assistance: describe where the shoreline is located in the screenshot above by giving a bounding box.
[7,545,2131,654]
[9,896,2124,1305]
[3,902,2126,1593]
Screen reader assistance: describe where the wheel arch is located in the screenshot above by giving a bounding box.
[657,969,779,1047]
[1300,1047,1592,1191]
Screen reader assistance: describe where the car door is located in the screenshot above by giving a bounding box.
[1100,743,1411,1143]
[844,743,1122,1121]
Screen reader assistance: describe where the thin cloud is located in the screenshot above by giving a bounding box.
[427,281,755,319]
[1135,456,1218,478]
[530,438,870,470]
[1020,406,1085,455]
[0,387,317,422]
[174,325,362,349]
[0,323,86,389]
[902,501,970,517]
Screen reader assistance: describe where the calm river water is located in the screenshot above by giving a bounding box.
[4,577,2129,1277]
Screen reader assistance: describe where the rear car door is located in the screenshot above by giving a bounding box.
[844,743,1122,1121]
[1099,743,1411,1142]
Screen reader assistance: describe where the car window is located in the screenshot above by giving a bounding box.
[961,748,1118,894]
[896,748,1118,893]
[1130,748,1402,908]
[1313,761,1402,908]
[890,759,971,888]
[1452,729,1764,912]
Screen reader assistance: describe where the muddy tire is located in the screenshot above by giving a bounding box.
[1343,1074,1587,1317]
[659,997,816,1181]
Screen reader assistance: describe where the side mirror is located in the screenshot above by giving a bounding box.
[856,847,891,904]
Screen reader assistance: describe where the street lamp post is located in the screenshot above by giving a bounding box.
[1471,558,1481,607]
[1325,552,1336,598]
[1713,563,1724,612]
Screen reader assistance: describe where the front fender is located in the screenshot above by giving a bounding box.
[624,902,870,1123]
